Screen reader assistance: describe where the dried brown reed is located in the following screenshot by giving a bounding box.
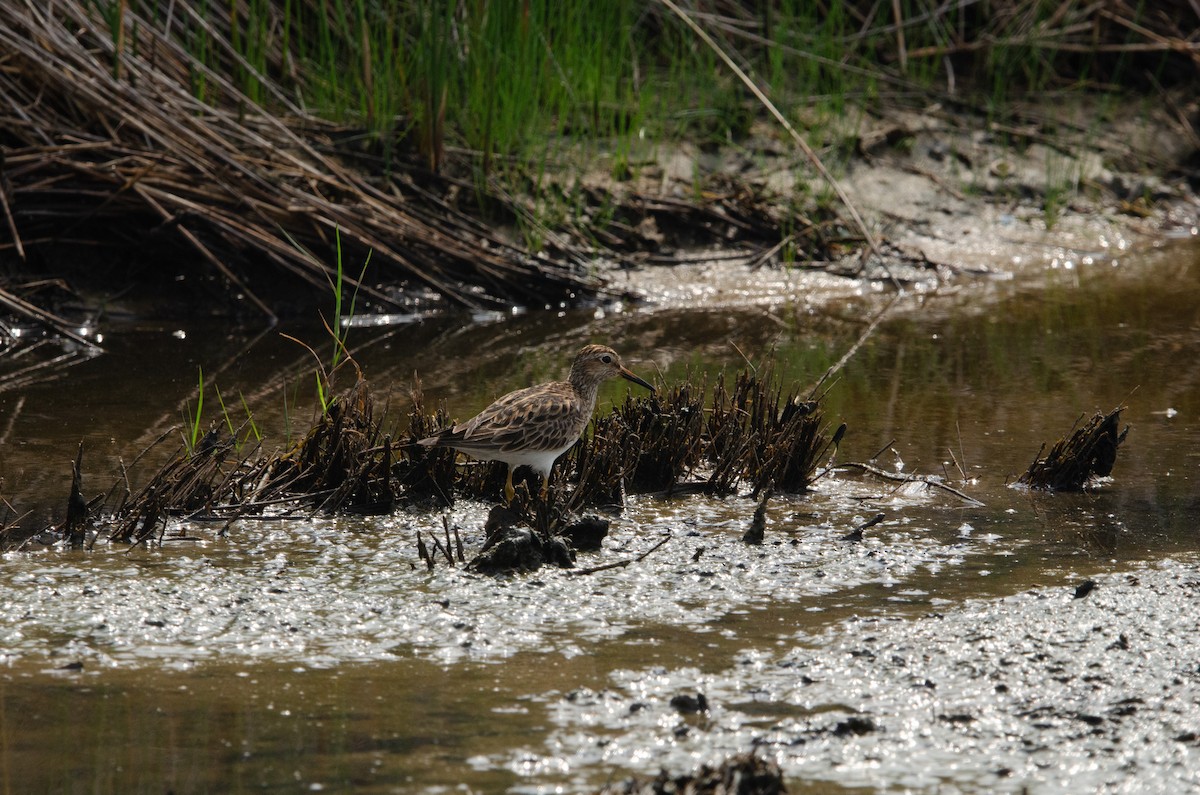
[571,379,708,506]
[0,0,606,332]
[1017,406,1129,491]
[47,364,831,548]
[707,370,833,497]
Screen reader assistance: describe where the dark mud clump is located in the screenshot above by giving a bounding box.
[467,524,575,574]
[597,752,786,795]
[1017,406,1128,490]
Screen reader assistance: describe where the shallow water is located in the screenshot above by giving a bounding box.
[1,240,1199,793]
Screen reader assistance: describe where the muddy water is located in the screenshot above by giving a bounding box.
[1,241,1199,793]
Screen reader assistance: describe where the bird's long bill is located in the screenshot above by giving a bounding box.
[619,366,655,393]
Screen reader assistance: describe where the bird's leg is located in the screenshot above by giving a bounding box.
[504,467,516,505]
[539,472,550,501]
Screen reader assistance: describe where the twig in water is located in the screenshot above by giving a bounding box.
[0,395,24,447]
[841,512,885,542]
[946,447,966,482]
[568,533,672,576]
[441,514,455,565]
[417,529,432,570]
[807,293,903,400]
[837,461,985,506]
[743,482,772,544]
[431,536,450,567]
[808,423,847,485]
[947,419,971,481]
[868,438,897,463]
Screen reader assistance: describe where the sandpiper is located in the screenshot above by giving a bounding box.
[418,344,654,503]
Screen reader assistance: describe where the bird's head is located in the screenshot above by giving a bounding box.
[571,344,654,393]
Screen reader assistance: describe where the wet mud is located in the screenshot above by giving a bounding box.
[519,561,1200,794]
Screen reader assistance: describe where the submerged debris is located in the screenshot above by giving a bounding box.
[597,752,786,795]
[1017,406,1128,491]
[742,485,772,545]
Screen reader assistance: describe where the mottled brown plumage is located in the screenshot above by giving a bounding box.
[419,344,654,502]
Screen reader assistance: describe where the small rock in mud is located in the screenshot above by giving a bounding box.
[832,716,877,737]
[596,752,786,795]
[467,527,574,573]
[1074,579,1098,599]
[559,516,609,551]
[939,712,975,724]
[483,504,524,538]
[669,692,709,714]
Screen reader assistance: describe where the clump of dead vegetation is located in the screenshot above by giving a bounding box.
[0,0,611,331]
[707,370,841,497]
[399,366,837,521]
[4,0,1198,344]
[566,369,839,507]
[570,379,709,505]
[102,376,399,548]
[1016,406,1129,491]
[2,364,837,558]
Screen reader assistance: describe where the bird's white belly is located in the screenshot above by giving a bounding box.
[493,443,575,477]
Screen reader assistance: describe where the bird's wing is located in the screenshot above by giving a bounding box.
[457,383,579,452]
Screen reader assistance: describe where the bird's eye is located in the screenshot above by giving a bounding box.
[601,355,613,364]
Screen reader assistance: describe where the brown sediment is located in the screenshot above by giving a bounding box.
[1016,406,1129,491]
